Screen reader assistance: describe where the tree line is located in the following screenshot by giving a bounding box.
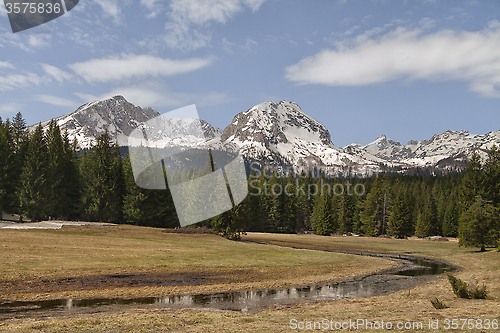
[1,113,498,251]
[0,113,178,227]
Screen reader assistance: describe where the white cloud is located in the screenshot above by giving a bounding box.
[68,54,213,83]
[27,34,52,48]
[243,0,267,12]
[0,102,23,113]
[74,92,99,103]
[140,0,164,18]
[0,61,14,70]
[41,64,73,83]
[0,73,42,91]
[92,0,122,24]
[140,0,159,10]
[165,0,268,50]
[102,86,185,108]
[89,82,230,110]
[34,95,79,107]
[285,22,500,97]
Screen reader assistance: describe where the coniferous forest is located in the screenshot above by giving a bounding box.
[1,113,499,251]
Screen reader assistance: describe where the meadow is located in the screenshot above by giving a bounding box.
[0,225,498,332]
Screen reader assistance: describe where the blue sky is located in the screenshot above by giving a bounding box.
[0,0,499,147]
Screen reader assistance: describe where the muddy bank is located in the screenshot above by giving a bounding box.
[0,271,233,296]
[0,238,458,320]
[239,238,460,274]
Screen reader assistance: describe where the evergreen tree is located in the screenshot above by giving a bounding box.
[11,112,27,147]
[281,174,298,233]
[387,188,412,238]
[442,192,460,237]
[415,192,437,237]
[458,196,499,252]
[295,171,312,231]
[311,188,332,236]
[338,191,356,234]
[80,132,125,222]
[482,145,500,205]
[45,121,80,219]
[459,151,483,209]
[0,119,16,217]
[19,125,49,221]
[360,176,388,236]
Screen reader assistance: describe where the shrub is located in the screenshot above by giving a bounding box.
[469,278,488,299]
[447,273,469,298]
[430,297,449,309]
[447,273,488,299]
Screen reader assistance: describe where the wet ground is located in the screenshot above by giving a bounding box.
[0,238,458,320]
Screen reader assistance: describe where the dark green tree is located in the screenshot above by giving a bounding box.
[45,121,80,219]
[482,145,500,205]
[459,151,483,209]
[311,186,333,236]
[387,188,412,238]
[458,197,499,252]
[360,176,389,236]
[19,125,49,221]
[442,192,460,237]
[0,119,16,217]
[80,132,125,222]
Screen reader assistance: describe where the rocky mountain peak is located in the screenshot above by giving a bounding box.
[220,100,333,148]
[32,96,221,149]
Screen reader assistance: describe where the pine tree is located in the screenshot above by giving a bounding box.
[281,174,298,233]
[311,189,332,236]
[459,151,483,210]
[482,145,500,205]
[387,188,411,238]
[442,192,460,237]
[0,119,16,218]
[338,190,356,234]
[459,197,499,252]
[414,192,437,237]
[45,120,75,219]
[360,176,388,236]
[11,112,27,147]
[80,132,125,222]
[19,125,49,221]
[295,171,312,231]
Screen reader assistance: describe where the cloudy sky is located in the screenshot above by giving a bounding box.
[0,0,499,147]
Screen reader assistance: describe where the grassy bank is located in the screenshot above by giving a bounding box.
[1,230,499,332]
[0,225,392,302]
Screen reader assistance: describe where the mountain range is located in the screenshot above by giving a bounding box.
[30,95,500,176]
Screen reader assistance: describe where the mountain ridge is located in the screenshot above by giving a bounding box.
[29,95,500,175]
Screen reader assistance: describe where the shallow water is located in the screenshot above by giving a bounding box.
[0,255,455,316]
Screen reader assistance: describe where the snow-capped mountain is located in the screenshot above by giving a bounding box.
[345,129,500,169]
[30,96,500,175]
[211,101,381,175]
[31,96,222,149]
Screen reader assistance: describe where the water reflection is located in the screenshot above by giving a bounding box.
[0,256,455,316]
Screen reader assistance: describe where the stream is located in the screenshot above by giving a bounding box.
[0,244,457,319]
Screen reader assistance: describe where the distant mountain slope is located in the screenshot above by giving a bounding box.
[213,100,381,175]
[30,96,222,149]
[344,130,500,170]
[29,96,500,175]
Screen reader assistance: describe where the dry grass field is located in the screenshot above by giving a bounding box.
[0,226,499,332]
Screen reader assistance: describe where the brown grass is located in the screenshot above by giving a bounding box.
[0,225,393,302]
[1,230,499,332]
